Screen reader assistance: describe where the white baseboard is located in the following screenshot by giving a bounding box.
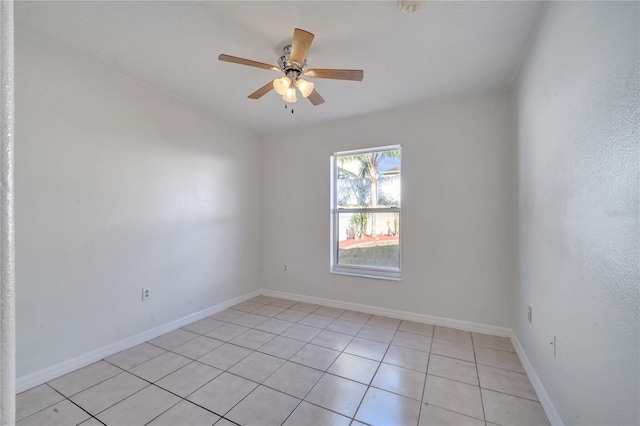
[16,290,261,393]
[510,331,564,426]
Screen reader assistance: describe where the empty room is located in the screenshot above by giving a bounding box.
[1,0,638,425]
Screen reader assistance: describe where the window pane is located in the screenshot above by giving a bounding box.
[337,212,400,270]
[336,149,400,208]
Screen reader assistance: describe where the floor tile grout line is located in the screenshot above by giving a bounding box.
[471,333,488,423]
[416,338,433,425]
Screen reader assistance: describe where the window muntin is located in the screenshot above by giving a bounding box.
[331,146,401,280]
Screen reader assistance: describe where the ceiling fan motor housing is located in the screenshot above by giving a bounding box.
[278,45,307,80]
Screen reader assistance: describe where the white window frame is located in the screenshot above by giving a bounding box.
[330,145,401,281]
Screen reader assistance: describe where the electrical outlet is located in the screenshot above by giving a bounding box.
[528,305,532,323]
[142,288,151,301]
[284,265,288,271]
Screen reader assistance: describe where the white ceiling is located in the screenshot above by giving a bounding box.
[15,1,544,133]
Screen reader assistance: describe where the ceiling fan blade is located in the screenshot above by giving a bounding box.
[248,81,275,99]
[289,28,314,66]
[304,69,364,81]
[307,89,325,106]
[218,54,280,71]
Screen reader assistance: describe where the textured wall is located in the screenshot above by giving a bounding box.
[261,91,515,328]
[15,32,262,377]
[513,2,639,424]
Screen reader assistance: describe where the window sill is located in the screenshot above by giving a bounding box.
[330,268,401,281]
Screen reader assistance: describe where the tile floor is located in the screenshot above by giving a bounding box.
[16,296,550,426]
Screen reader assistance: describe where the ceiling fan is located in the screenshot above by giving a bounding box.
[218,28,364,108]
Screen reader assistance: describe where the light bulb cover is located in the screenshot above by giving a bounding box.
[273,76,291,96]
[296,78,315,98]
[283,87,297,103]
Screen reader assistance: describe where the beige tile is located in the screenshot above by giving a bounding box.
[182,318,225,335]
[344,337,389,361]
[205,323,249,341]
[367,315,401,330]
[249,295,277,304]
[171,335,224,359]
[419,404,485,426]
[434,326,473,344]
[300,313,335,328]
[327,353,380,384]
[339,310,372,324]
[252,305,286,317]
[283,401,351,426]
[399,320,435,336]
[428,354,479,386]
[258,335,306,359]
[228,352,285,382]
[431,338,475,362]
[357,324,396,343]
[17,399,90,426]
[475,346,525,373]
[148,329,199,350]
[231,301,264,313]
[187,372,258,415]
[70,372,148,414]
[230,313,269,328]
[148,399,220,426]
[155,361,222,397]
[48,360,122,397]
[305,374,367,417]
[326,319,364,335]
[129,351,191,382]
[97,385,180,425]
[281,324,322,342]
[263,361,323,398]
[209,309,245,322]
[275,309,309,322]
[227,386,300,426]
[355,387,421,426]
[392,331,432,352]
[314,306,345,318]
[472,332,515,352]
[372,363,426,400]
[478,364,538,401]
[16,384,64,421]
[230,329,276,350]
[291,302,321,313]
[106,343,166,370]
[197,343,252,370]
[310,329,354,351]
[423,375,484,420]
[482,389,550,425]
[383,345,430,373]
[215,419,237,426]
[290,344,340,371]
[269,298,299,309]
[78,418,103,426]
[254,318,294,334]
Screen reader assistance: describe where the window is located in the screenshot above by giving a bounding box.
[330,146,401,280]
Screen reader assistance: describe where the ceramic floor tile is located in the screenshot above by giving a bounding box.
[78,418,103,426]
[290,344,340,371]
[229,329,276,350]
[249,295,276,304]
[291,302,321,313]
[305,373,368,417]
[281,323,322,342]
[392,331,432,352]
[367,315,401,330]
[197,343,252,370]
[147,399,220,426]
[477,364,538,401]
[182,318,226,335]
[344,337,389,361]
[209,309,245,322]
[226,385,300,426]
[472,332,515,352]
[106,343,166,370]
[230,313,269,328]
[258,335,306,359]
[399,320,435,336]
[254,318,294,334]
[430,338,475,362]
[419,404,485,426]
[427,354,479,386]
[148,329,199,350]
[299,313,335,328]
[327,353,380,384]
[338,310,372,324]
[252,305,286,317]
[371,363,426,400]
[263,361,323,399]
[17,399,90,426]
[269,298,299,309]
[310,329,354,351]
[314,306,345,318]
[231,301,264,313]
[48,360,122,397]
[434,326,473,344]
[482,388,550,425]
[97,385,180,425]
[357,324,396,343]
[187,372,258,415]
[16,384,65,421]
[70,371,148,415]
[228,352,285,382]
[129,351,191,382]
[326,319,364,335]
[283,401,351,426]
[155,361,223,397]
[475,346,525,373]
[275,309,309,322]
[171,335,225,360]
[205,323,250,342]
[355,387,421,426]
[423,375,484,420]
[215,419,237,426]
[383,345,430,373]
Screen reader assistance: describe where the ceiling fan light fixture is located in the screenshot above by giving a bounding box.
[399,0,421,14]
[273,76,292,96]
[283,87,297,103]
[296,78,315,98]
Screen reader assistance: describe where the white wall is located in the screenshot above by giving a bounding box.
[513,2,639,425]
[15,32,262,377]
[261,91,514,328]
